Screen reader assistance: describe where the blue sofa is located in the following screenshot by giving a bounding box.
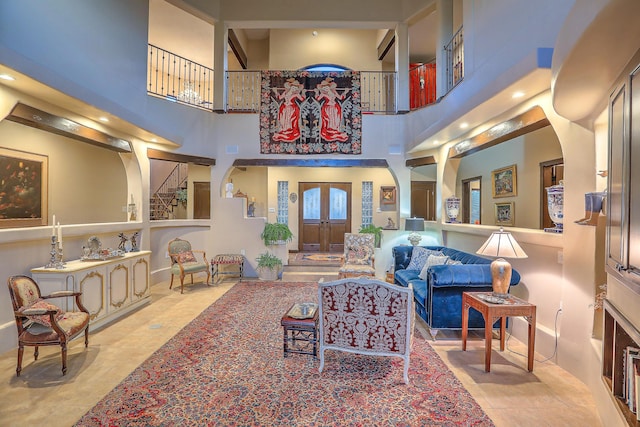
[392,245,520,338]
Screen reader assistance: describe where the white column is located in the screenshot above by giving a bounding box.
[395,23,410,113]
[436,0,453,99]
[213,21,228,112]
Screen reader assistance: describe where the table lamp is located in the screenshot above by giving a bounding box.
[476,227,527,297]
[405,217,425,246]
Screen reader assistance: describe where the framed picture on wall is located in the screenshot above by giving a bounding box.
[491,164,517,198]
[380,186,396,205]
[495,202,514,226]
[0,147,48,228]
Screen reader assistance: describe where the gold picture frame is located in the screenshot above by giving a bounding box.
[491,164,517,198]
[0,147,48,228]
[380,186,396,205]
[495,202,514,226]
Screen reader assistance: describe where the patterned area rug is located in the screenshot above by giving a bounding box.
[75,281,494,426]
[289,252,343,266]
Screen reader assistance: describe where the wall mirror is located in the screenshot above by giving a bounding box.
[451,108,563,230]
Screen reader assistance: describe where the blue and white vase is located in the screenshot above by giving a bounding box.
[545,182,564,233]
[446,195,461,223]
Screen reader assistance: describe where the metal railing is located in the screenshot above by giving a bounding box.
[444,26,464,94]
[150,163,188,220]
[147,45,399,113]
[226,70,397,113]
[147,44,214,110]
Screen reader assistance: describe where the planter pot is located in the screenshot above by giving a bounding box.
[257,266,281,281]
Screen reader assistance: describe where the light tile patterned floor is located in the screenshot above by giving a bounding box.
[0,279,602,426]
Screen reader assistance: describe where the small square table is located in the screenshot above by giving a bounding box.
[281,303,319,359]
[211,254,244,283]
[461,291,536,372]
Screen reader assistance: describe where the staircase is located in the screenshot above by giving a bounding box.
[281,253,341,282]
[150,163,188,220]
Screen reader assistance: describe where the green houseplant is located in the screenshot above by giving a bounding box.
[260,222,294,246]
[256,251,283,281]
[359,224,383,248]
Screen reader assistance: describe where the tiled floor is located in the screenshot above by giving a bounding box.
[0,279,602,426]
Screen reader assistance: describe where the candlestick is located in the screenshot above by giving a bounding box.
[52,214,56,236]
[57,222,62,248]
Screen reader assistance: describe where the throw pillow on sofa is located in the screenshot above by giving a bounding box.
[419,254,450,280]
[406,247,444,271]
[446,258,463,265]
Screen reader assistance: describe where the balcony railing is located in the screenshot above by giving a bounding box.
[444,26,464,94]
[148,45,398,114]
[226,70,397,113]
[147,44,214,110]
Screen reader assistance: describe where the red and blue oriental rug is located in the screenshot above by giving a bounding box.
[75,281,494,426]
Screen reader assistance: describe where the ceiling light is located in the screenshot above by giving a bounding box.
[0,74,15,81]
[512,91,524,98]
[99,117,109,122]
[459,122,469,129]
[312,31,318,37]
[150,138,158,143]
[432,140,440,145]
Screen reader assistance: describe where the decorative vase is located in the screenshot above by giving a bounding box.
[545,182,564,233]
[445,195,461,223]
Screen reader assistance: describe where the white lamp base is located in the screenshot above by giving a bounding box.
[408,232,422,246]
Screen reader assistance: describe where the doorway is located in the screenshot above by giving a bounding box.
[540,159,564,229]
[411,181,436,221]
[298,182,351,253]
[193,181,210,219]
[462,177,481,224]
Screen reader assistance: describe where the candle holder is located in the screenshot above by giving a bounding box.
[45,236,65,269]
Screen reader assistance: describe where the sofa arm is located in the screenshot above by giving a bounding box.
[427,264,520,288]
[392,246,413,272]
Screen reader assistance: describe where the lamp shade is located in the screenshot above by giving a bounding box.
[405,218,425,232]
[476,228,528,259]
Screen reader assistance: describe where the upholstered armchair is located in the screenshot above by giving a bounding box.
[318,277,414,384]
[7,275,90,376]
[168,238,210,293]
[338,232,376,278]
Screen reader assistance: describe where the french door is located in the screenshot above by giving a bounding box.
[298,182,351,253]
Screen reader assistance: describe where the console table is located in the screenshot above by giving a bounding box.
[461,291,536,372]
[31,251,151,331]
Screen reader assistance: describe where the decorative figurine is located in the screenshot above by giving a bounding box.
[130,232,140,252]
[118,233,129,251]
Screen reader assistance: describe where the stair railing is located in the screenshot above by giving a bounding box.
[151,163,188,220]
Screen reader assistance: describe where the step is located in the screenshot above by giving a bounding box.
[281,270,340,282]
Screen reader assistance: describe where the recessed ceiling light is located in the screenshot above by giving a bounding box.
[432,140,440,145]
[0,74,15,81]
[150,138,158,142]
[459,122,469,129]
[312,31,318,37]
[99,117,109,122]
[512,91,524,98]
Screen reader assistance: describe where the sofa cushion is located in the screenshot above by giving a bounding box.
[419,254,450,280]
[395,268,420,287]
[406,247,444,271]
[409,279,427,306]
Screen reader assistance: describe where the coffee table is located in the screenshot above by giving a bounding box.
[281,303,318,358]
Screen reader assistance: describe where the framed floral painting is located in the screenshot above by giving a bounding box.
[0,148,48,228]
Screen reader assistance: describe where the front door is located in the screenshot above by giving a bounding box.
[299,182,351,253]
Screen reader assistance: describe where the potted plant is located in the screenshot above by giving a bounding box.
[359,224,383,248]
[256,251,283,281]
[176,188,188,206]
[260,222,294,246]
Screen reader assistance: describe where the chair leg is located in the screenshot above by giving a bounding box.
[180,275,185,294]
[34,345,39,360]
[84,326,90,347]
[169,274,174,289]
[16,344,24,377]
[61,342,68,376]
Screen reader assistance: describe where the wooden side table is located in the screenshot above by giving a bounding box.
[281,303,319,359]
[211,254,244,283]
[461,291,536,372]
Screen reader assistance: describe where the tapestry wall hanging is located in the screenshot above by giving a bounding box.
[260,71,362,154]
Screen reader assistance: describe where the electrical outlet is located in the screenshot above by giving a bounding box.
[241,249,245,255]
[557,251,563,264]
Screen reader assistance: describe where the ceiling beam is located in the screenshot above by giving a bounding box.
[228,29,248,69]
[405,156,436,168]
[147,148,216,166]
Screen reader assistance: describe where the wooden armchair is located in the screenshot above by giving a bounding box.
[338,232,376,278]
[7,275,90,376]
[168,238,210,293]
